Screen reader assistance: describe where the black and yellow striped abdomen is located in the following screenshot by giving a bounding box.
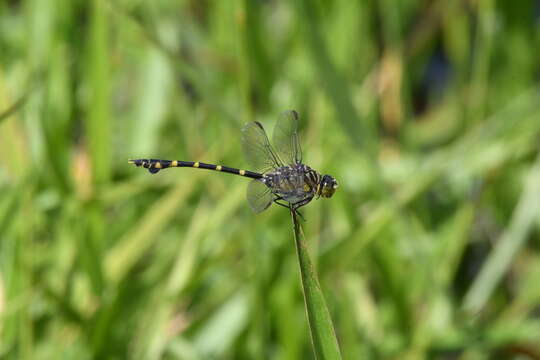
[128,159,262,179]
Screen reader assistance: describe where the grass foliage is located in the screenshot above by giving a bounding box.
[1,0,540,359]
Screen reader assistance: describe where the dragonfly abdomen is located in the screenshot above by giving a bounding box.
[128,159,262,179]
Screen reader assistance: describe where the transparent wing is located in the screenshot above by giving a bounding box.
[272,110,302,165]
[246,179,273,213]
[241,121,284,173]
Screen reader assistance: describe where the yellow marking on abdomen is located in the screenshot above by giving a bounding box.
[172,160,178,167]
[194,162,199,168]
[216,165,222,171]
[239,169,246,176]
[155,162,162,169]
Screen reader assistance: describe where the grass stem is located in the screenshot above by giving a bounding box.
[291,209,342,359]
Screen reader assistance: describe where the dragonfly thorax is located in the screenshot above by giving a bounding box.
[262,164,321,204]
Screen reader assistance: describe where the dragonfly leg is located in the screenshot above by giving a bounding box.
[273,200,289,209]
[273,196,307,221]
[294,209,306,222]
[291,197,315,222]
[273,197,291,209]
[273,197,306,221]
[292,197,313,211]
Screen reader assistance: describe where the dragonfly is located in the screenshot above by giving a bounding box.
[129,110,338,217]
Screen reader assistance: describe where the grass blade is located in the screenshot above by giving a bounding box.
[0,93,29,124]
[463,148,540,313]
[291,209,342,359]
[294,0,373,154]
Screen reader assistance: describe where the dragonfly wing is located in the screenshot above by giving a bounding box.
[246,179,273,213]
[241,121,284,172]
[272,110,302,166]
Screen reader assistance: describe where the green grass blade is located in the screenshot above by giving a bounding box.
[463,148,540,313]
[294,0,373,154]
[0,93,29,124]
[291,210,342,359]
[87,0,111,186]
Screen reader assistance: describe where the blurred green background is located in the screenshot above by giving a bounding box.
[1,0,540,359]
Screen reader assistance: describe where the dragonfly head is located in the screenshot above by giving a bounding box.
[318,174,339,198]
